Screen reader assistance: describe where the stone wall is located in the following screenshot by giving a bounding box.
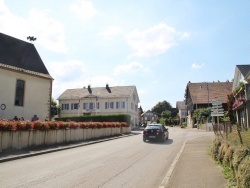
[0,127,131,152]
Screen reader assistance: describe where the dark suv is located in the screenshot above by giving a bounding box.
[143,123,169,142]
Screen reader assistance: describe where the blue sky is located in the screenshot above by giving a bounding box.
[1,0,250,110]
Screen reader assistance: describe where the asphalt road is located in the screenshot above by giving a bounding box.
[0,127,213,188]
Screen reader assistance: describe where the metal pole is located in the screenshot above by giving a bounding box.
[207,82,209,108]
[207,82,210,124]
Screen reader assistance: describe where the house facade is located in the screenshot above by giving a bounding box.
[176,101,186,125]
[232,65,250,130]
[0,33,53,120]
[140,110,158,125]
[185,81,233,128]
[57,85,140,128]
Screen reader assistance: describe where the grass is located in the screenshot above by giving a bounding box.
[222,166,233,179]
[227,130,250,148]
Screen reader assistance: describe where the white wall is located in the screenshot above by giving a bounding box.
[0,68,52,120]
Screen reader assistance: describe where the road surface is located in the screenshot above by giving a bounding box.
[0,127,213,188]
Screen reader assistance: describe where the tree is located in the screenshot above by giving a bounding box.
[151,100,172,115]
[227,93,236,123]
[193,108,210,124]
[51,98,60,118]
[138,106,143,125]
[161,110,171,118]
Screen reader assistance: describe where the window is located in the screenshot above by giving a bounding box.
[110,102,114,109]
[89,102,94,109]
[15,79,25,106]
[131,103,134,110]
[105,102,109,109]
[135,104,138,111]
[122,101,125,109]
[74,103,78,110]
[116,102,120,109]
[71,103,78,110]
[83,103,88,109]
[62,104,69,110]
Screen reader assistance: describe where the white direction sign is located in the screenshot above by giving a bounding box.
[212,105,222,109]
[211,98,224,116]
[211,113,224,117]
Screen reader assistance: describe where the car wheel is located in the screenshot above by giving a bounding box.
[161,136,165,143]
[143,138,146,142]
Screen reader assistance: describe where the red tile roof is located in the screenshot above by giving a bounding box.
[187,82,233,104]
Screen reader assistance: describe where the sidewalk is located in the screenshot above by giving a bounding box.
[164,136,227,188]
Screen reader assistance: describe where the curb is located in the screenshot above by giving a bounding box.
[0,133,136,163]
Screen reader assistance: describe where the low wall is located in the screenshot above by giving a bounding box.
[0,127,131,152]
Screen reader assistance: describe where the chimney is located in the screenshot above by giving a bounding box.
[88,85,92,94]
[106,84,111,93]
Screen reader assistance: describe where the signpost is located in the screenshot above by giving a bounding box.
[210,99,224,133]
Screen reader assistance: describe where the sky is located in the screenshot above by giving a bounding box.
[1,0,250,110]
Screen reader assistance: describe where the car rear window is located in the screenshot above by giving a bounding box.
[145,125,161,130]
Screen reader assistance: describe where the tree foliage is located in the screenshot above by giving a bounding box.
[161,110,171,118]
[151,100,172,115]
[193,108,210,124]
[51,98,60,118]
[227,93,236,123]
[138,106,143,116]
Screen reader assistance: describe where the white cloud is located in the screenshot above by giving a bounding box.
[0,1,67,53]
[48,60,125,99]
[126,23,189,57]
[191,63,205,69]
[48,60,87,98]
[113,61,149,75]
[29,9,67,53]
[47,60,87,78]
[69,0,97,20]
[99,26,122,40]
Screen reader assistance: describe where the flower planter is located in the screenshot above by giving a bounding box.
[0,121,131,152]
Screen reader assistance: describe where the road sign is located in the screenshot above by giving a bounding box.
[211,98,224,117]
[212,105,222,109]
[211,108,224,112]
[211,114,224,116]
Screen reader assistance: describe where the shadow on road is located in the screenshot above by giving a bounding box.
[144,138,173,145]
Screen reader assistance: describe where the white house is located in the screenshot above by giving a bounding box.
[176,101,186,125]
[0,32,53,120]
[57,85,140,128]
[232,65,250,129]
[140,110,158,125]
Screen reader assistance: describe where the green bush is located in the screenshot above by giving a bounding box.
[210,137,222,160]
[182,122,187,127]
[211,136,250,187]
[237,155,250,188]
